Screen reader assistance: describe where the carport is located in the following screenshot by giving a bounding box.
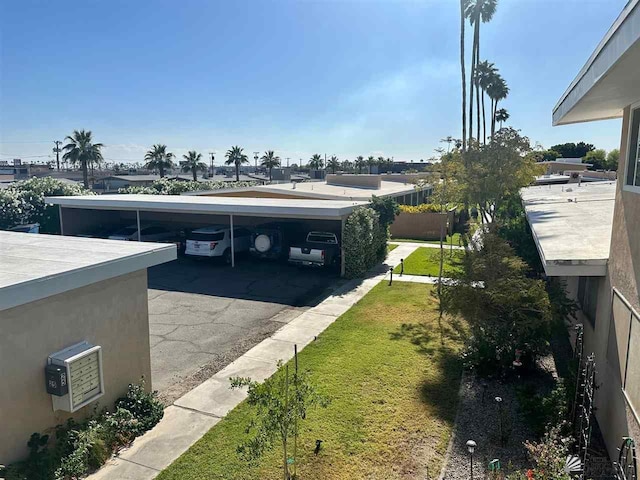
[46,194,367,276]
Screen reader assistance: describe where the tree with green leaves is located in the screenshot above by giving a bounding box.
[144,144,175,179]
[181,150,207,181]
[225,146,249,182]
[475,60,497,144]
[354,155,365,173]
[62,130,104,188]
[366,155,376,174]
[341,159,353,172]
[607,148,620,170]
[487,73,509,137]
[460,0,468,152]
[327,155,340,174]
[308,153,323,170]
[230,353,329,480]
[260,150,281,181]
[584,149,607,170]
[549,142,595,159]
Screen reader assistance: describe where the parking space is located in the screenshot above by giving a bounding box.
[147,256,343,404]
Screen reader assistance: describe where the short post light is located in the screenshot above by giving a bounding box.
[495,396,504,446]
[466,439,477,480]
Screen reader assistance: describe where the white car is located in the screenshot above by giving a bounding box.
[185,226,252,263]
[108,224,176,242]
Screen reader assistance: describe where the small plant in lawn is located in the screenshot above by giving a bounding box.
[230,350,329,480]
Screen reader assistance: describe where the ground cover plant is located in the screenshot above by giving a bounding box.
[157,282,466,480]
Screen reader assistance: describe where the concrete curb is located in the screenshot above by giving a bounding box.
[87,243,420,479]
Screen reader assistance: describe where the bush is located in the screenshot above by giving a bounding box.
[118,178,259,195]
[516,380,570,438]
[398,203,456,213]
[343,207,387,278]
[5,379,163,480]
[0,177,92,233]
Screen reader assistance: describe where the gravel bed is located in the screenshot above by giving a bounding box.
[440,373,537,480]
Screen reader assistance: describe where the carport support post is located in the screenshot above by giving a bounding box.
[58,205,64,235]
[340,217,346,277]
[136,209,141,241]
[230,214,235,267]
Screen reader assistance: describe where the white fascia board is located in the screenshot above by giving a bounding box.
[0,245,176,311]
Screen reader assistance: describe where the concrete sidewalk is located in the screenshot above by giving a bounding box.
[88,243,418,480]
[389,241,464,250]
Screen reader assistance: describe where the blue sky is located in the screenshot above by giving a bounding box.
[0,0,628,165]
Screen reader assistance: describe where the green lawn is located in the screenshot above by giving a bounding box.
[387,243,398,252]
[391,233,463,246]
[393,247,464,277]
[157,283,465,480]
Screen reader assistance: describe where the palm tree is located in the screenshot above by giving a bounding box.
[487,75,509,137]
[341,159,353,172]
[460,0,468,152]
[466,0,498,145]
[475,60,497,144]
[144,144,175,178]
[355,156,365,173]
[366,155,376,174]
[327,155,340,174]
[308,153,324,170]
[62,129,104,188]
[260,150,281,181]
[181,150,207,181]
[495,108,509,129]
[225,146,249,182]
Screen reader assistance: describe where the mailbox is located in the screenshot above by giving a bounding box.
[47,341,104,412]
[45,363,68,396]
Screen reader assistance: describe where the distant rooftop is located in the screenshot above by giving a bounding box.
[521,181,616,276]
[0,232,176,311]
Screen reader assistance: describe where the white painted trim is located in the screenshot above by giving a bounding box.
[624,102,640,190]
[0,244,176,312]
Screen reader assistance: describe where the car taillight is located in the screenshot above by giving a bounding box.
[210,242,218,250]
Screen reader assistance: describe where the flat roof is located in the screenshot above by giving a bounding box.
[46,194,367,220]
[553,0,640,125]
[0,232,176,311]
[521,181,615,276]
[187,179,423,201]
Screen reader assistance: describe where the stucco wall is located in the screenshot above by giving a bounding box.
[0,270,151,464]
[390,211,454,240]
[579,105,640,461]
[326,174,381,189]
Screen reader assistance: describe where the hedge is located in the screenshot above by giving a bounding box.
[118,178,259,195]
[343,207,387,278]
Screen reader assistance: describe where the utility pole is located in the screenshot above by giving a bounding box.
[53,140,62,171]
[286,157,290,168]
[209,152,215,177]
[253,151,259,171]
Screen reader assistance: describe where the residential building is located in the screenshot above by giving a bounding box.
[526,0,640,462]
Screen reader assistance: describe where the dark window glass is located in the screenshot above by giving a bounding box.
[189,232,224,241]
[627,107,640,187]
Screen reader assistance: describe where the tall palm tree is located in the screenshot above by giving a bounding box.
[487,75,509,137]
[466,0,498,146]
[475,60,497,144]
[495,108,510,129]
[225,146,249,182]
[355,156,365,174]
[327,155,340,174]
[460,0,468,152]
[308,153,324,170]
[181,150,207,181]
[144,144,175,178]
[260,150,281,181]
[341,159,353,172]
[366,155,376,174]
[62,129,104,188]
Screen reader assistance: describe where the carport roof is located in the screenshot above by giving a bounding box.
[46,194,367,220]
[0,231,176,311]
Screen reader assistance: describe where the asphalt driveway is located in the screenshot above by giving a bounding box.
[147,256,341,403]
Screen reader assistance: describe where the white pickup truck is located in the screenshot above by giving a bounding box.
[288,231,340,268]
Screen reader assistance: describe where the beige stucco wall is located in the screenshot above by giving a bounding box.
[390,211,454,240]
[326,174,381,189]
[0,270,151,464]
[575,105,640,461]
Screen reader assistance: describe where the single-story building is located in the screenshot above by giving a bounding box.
[0,232,175,463]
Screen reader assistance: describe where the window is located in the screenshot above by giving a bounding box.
[578,277,599,327]
[625,105,640,188]
[607,289,640,420]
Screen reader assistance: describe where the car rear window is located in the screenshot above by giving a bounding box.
[189,232,224,242]
[307,233,336,243]
[116,226,138,236]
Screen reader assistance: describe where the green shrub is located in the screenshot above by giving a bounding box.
[343,207,387,278]
[118,178,259,195]
[114,381,164,437]
[0,177,92,233]
[398,203,456,213]
[516,380,569,438]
